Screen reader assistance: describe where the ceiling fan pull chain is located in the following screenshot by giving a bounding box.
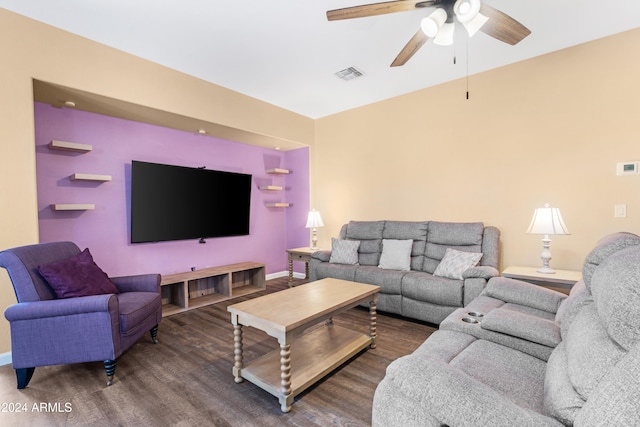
[466,33,470,100]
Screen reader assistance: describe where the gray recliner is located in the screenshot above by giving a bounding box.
[372,232,640,426]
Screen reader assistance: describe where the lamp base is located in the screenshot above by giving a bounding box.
[310,227,318,250]
[537,235,555,274]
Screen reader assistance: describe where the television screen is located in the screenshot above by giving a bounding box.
[130,160,252,243]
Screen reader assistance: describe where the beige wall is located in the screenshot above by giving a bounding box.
[1,6,639,356]
[315,28,640,272]
[0,9,314,354]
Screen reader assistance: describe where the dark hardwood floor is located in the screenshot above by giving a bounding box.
[0,277,436,426]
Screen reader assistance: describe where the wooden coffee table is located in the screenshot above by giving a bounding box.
[227,278,380,412]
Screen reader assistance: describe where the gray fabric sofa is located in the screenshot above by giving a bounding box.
[372,232,640,426]
[309,220,500,324]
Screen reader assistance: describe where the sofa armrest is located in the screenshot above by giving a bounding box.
[463,265,499,280]
[111,273,160,293]
[481,308,561,348]
[310,250,331,263]
[4,294,117,321]
[483,277,567,314]
[373,355,563,427]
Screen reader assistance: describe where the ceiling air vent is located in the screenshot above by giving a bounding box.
[334,66,364,81]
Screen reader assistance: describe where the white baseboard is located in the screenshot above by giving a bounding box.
[266,271,305,281]
[0,351,11,366]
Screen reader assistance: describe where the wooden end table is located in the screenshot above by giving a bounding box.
[227,278,379,412]
[286,247,318,286]
[502,266,581,293]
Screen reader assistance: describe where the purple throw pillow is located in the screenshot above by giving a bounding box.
[38,248,119,298]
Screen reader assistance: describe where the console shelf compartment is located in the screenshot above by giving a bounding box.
[266,203,291,208]
[160,262,265,316]
[259,185,283,191]
[70,173,112,182]
[48,140,93,153]
[266,168,290,175]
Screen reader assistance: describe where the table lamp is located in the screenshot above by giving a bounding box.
[305,209,324,250]
[526,203,570,274]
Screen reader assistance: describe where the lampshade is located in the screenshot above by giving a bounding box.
[305,210,324,228]
[526,204,570,236]
[462,12,489,37]
[454,0,481,23]
[433,22,455,46]
[421,8,447,38]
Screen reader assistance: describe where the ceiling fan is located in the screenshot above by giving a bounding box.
[327,0,531,67]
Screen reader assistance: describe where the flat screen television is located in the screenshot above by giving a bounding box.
[130,160,252,243]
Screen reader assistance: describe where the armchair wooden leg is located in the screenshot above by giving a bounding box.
[150,325,159,344]
[104,359,117,386]
[16,367,35,389]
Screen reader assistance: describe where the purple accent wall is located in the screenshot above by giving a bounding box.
[34,102,309,277]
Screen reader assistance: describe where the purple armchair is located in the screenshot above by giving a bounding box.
[0,241,162,389]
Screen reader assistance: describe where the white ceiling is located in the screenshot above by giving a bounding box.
[2,0,640,119]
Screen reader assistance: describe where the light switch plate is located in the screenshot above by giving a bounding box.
[615,204,627,218]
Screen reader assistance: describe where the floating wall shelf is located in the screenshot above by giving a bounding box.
[259,185,283,191]
[51,204,95,211]
[265,203,291,208]
[70,173,112,182]
[266,168,290,175]
[48,140,93,153]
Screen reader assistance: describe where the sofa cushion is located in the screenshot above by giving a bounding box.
[314,262,357,282]
[572,343,640,427]
[481,308,561,348]
[450,339,548,414]
[581,232,640,290]
[378,239,413,271]
[483,277,566,315]
[412,329,478,362]
[423,222,484,273]
[555,279,589,324]
[565,303,626,400]
[117,291,161,336]
[329,238,360,265]
[37,248,119,299]
[402,272,463,307]
[544,341,584,424]
[589,245,640,350]
[343,220,385,266]
[355,265,405,295]
[441,307,556,361]
[433,248,483,280]
[382,221,428,271]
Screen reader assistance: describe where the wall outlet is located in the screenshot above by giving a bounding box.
[191,266,197,271]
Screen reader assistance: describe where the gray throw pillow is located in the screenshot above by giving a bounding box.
[378,239,413,271]
[433,248,483,280]
[329,238,360,265]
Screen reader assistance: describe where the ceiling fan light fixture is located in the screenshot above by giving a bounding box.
[433,22,455,46]
[463,12,489,37]
[454,0,481,23]
[420,8,447,38]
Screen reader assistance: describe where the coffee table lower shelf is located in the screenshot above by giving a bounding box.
[238,325,372,409]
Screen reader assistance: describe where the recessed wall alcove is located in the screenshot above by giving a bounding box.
[33,82,310,278]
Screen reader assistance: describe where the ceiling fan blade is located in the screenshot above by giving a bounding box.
[391,28,429,67]
[327,1,431,21]
[478,3,531,45]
